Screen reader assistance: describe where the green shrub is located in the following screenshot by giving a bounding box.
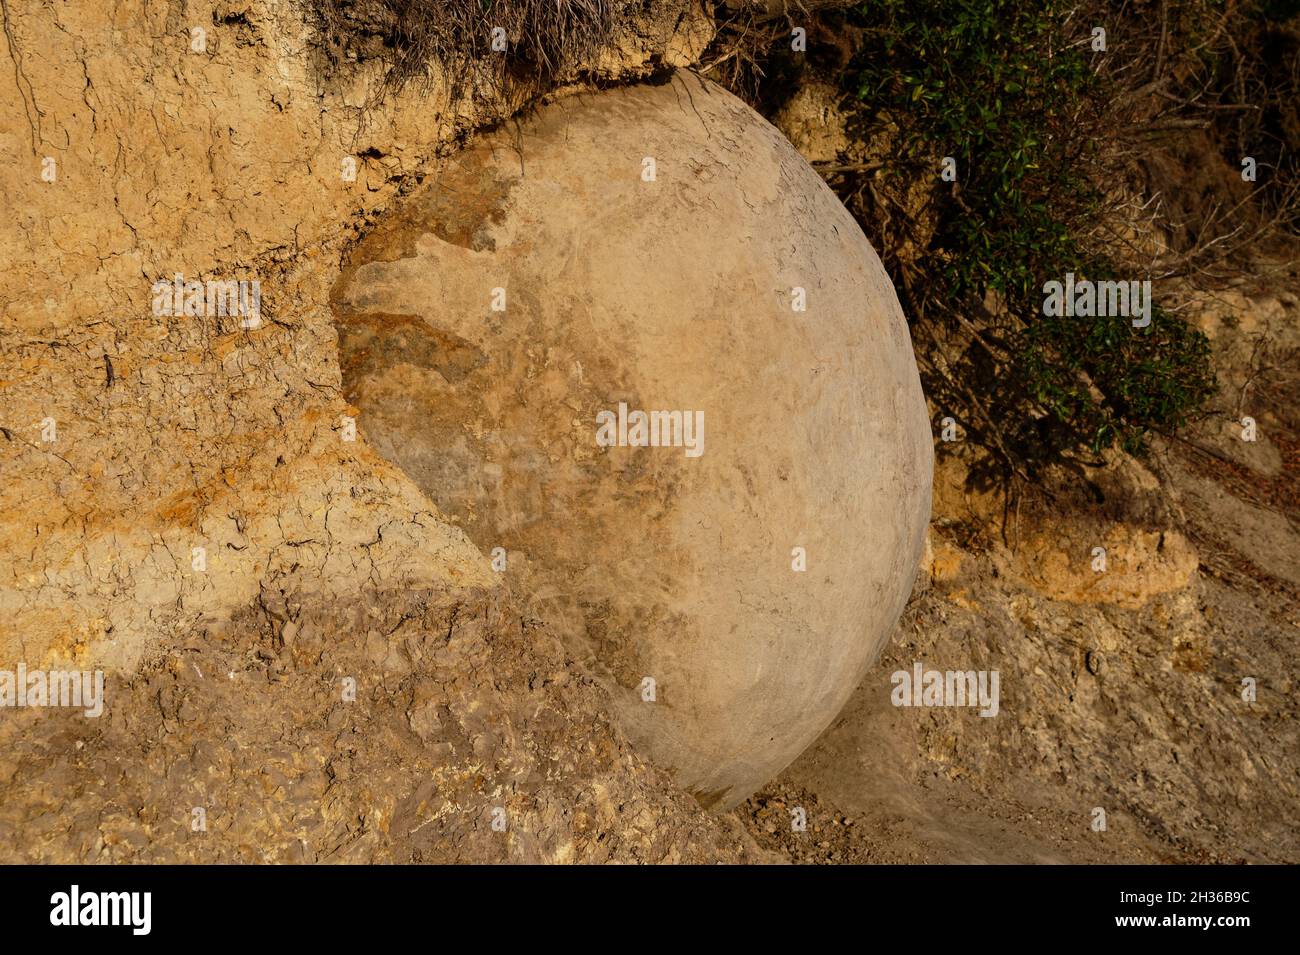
[849,0,1216,461]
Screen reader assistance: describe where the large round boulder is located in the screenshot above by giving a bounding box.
[330,73,932,808]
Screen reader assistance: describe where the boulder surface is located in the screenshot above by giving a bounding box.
[331,73,932,808]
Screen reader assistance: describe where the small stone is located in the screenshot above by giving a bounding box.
[1086,650,1103,675]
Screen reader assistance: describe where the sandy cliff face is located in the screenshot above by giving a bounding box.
[2,0,488,675]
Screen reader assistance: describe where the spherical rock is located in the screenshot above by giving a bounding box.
[330,73,932,808]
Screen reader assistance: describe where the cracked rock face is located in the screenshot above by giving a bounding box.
[331,74,933,808]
